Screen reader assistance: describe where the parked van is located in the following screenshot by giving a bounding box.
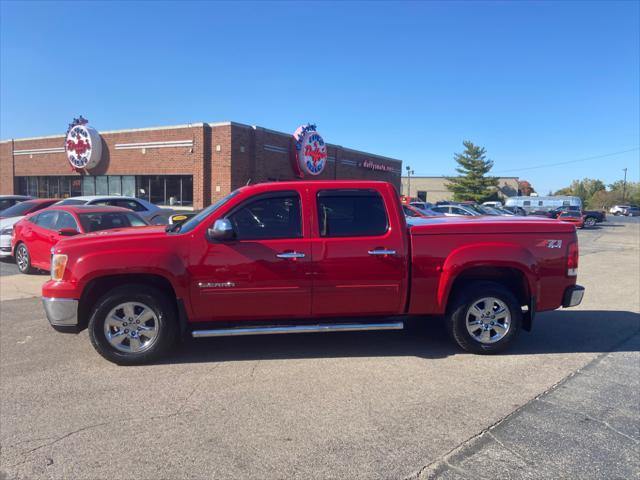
[505,195,582,213]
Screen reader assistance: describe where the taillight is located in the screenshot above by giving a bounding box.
[567,241,579,276]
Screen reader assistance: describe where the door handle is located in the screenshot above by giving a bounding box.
[368,249,396,256]
[276,252,306,259]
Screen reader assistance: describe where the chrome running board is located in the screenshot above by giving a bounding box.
[191,321,404,338]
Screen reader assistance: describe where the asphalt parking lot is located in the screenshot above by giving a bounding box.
[1,218,638,480]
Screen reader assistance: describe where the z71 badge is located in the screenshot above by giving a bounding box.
[537,239,563,249]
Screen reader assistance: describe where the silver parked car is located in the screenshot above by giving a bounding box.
[431,204,482,217]
[54,196,174,225]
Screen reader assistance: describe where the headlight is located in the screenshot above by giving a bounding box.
[0,227,13,236]
[51,254,68,281]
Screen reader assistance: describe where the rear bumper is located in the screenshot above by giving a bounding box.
[562,285,585,308]
[42,297,78,327]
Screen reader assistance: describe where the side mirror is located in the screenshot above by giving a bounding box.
[58,228,79,237]
[208,219,235,241]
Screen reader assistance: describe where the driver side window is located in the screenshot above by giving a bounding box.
[227,193,301,240]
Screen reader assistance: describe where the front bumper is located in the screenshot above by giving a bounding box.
[0,235,12,257]
[42,297,78,327]
[562,285,585,308]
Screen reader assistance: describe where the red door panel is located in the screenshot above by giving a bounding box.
[309,186,408,318]
[190,239,312,322]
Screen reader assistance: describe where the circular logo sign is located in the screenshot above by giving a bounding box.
[294,124,327,176]
[65,121,102,170]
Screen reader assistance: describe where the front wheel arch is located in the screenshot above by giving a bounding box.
[78,274,180,332]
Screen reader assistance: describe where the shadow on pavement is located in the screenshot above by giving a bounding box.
[165,310,640,364]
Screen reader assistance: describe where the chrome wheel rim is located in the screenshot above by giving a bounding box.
[16,245,28,271]
[585,218,595,226]
[466,297,511,344]
[104,302,160,353]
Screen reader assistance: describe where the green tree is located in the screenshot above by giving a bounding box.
[446,141,499,202]
[554,178,606,204]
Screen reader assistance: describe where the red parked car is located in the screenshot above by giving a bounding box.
[12,205,148,274]
[41,181,584,365]
[557,211,584,229]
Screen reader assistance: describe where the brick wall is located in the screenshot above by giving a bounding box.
[0,141,15,194]
[1,122,403,207]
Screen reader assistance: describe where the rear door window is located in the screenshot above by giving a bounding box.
[316,190,388,237]
[55,211,79,231]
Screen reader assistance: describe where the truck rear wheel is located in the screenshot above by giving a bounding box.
[446,281,522,354]
[88,285,178,365]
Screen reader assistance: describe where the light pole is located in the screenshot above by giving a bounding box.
[405,166,414,198]
[622,168,628,202]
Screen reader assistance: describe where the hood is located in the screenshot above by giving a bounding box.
[0,216,24,230]
[407,215,576,235]
[54,225,168,250]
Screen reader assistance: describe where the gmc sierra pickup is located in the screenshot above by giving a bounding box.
[42,181,584,365]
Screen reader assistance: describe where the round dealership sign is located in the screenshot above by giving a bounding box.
[294,124,327,176]
[65,118,102,170]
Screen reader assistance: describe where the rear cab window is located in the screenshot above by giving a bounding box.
[316,189,389,237]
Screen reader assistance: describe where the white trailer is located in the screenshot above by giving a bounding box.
[505,195,582,212]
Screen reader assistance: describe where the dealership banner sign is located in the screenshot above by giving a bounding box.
[359,159,394,172]
[292,124,327,177]
[65,116,102,170]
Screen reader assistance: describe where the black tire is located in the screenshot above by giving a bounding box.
[445,281,522,354]
[15,242,34,274]
[88,285,178,365]
[584,217,596,227]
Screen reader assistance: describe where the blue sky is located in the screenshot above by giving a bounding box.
[1,1,638,193]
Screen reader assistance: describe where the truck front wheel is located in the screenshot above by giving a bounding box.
[446,281,522,354]
[88,285,178,365]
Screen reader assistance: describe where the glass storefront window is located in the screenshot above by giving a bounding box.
[136,176,150,202]
[165,176,181,206]
[149,176,164,205]
[70,178,82,197]
[109,176,122,196]
[82,176,95,196]
[16,174,194,206]
[122,176,135,197]
[37,176,48,197]
[182,176,193,206]
[96,176,108,195]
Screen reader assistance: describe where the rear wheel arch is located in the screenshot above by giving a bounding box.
[445,266,532,317]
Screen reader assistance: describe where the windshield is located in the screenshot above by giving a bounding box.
[0,200,40,217]
[175,190,241,234]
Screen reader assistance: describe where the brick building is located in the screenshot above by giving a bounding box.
[400,176,520,203]
[0,121,402,209]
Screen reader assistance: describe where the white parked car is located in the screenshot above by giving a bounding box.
[609,205,631,215]
[54,196,174,225]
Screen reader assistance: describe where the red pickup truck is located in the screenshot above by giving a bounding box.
[42,181,584,365]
